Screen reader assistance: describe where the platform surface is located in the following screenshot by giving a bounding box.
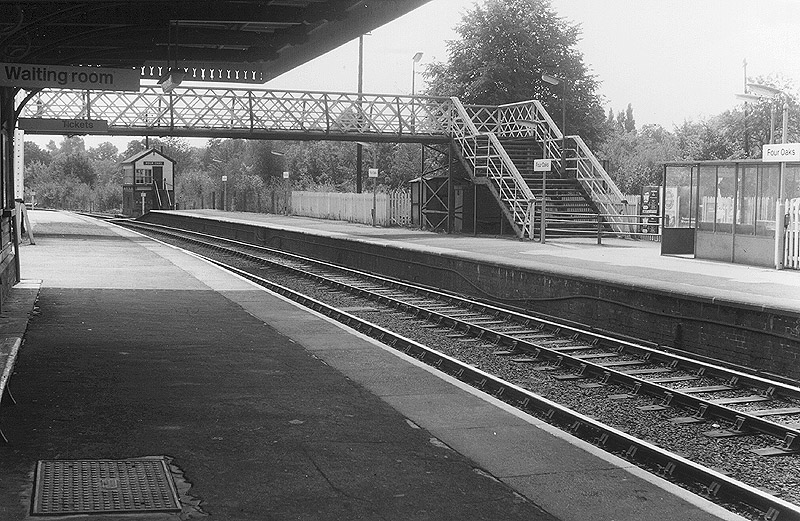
[0,210,748,521]
[170,209,800,314]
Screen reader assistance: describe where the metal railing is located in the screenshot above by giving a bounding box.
[20,86,457,139]
[544,212,663,243]
[459,99,627,232]
[449,98,535,239]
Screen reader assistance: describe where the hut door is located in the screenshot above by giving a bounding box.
[153,166,164,188]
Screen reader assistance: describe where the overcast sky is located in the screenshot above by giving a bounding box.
[266,0,800,129]
[29,0,800,148]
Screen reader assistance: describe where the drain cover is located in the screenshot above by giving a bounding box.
[32,458,181,515]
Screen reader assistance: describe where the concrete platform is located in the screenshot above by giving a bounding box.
[170,209,800,313]
[0,210,747,521]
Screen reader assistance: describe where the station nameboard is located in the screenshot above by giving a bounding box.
[533,159,552,171]
[1,62,140,91]
[18,118,109,134]
[762,143,800,162]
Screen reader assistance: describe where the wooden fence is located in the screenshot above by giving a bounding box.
[291,190,411,227]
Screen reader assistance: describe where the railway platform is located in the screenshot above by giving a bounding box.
[170,209,800,313]
[0,210,748,521]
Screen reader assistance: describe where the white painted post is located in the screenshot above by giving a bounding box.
[775,200,786,270]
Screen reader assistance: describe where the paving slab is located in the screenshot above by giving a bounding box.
[0,210,750,521]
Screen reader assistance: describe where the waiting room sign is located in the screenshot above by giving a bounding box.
[0,62,140,91]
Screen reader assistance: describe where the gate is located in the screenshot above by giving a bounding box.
[785,198,800,269]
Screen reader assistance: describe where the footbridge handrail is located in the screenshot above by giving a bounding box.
[18,86,457,141]
[569,134,628,231]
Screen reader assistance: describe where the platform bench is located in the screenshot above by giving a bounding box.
[0,337,21,443]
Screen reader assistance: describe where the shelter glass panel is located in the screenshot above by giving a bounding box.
[697,165,717,231]
[736,164,757,235]
[664,165,694,228]
[715,165,735,232]
[756,164,779,237]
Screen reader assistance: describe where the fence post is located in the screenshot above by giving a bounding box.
[597,215,602,245]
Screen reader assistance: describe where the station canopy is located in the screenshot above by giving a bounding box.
[0,1,431,84]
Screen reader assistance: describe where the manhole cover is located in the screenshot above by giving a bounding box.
[31,458,182,515]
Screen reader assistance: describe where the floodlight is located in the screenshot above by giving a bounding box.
[542,74,560,86]
[735,93,762,102]
[158,70,185,93]
[746,83,782,97]
[412,52,423,63]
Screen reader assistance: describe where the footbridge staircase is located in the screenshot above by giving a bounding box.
[17,86,626,239]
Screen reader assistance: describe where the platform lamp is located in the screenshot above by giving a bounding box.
[411,52,423,130]
[516,119,548,243]
[541,74,567,176]
[356,142,379,226]
[210,158,226,211]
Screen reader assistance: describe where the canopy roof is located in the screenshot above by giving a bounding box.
[0,1,430,83]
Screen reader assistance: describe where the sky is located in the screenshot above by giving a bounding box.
[28,0,800,149]
[263,0,800,129]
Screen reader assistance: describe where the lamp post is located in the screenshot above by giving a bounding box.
[412,52,423,96]
[515,119,545,242]
[411,52,423,131]
[211,158,225,211]
[356,35,366,194]
[357,142,379,226]
[541,73,567,244]
[271,151,290,215]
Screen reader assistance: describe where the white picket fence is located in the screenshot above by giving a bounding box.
[785,198,800,269]
[291,190,411,227]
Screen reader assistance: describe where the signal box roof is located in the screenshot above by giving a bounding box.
[122,148,176,165]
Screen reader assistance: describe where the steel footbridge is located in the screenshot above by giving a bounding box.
[17,86,626,239]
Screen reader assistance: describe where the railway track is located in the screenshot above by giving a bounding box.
[115,218,800,521]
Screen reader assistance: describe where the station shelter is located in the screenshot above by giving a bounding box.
[122,149,176,217]
[661,160,800,268]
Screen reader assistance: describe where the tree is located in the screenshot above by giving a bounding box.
[425,0,607,146]
[598,118,679,195]
[88,142,119,162]
[24,141,52,165]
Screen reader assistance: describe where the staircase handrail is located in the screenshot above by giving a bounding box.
[449,97,535,239]
[570,134,627,231]
[489,99,628,232]
[153,182,162,208]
